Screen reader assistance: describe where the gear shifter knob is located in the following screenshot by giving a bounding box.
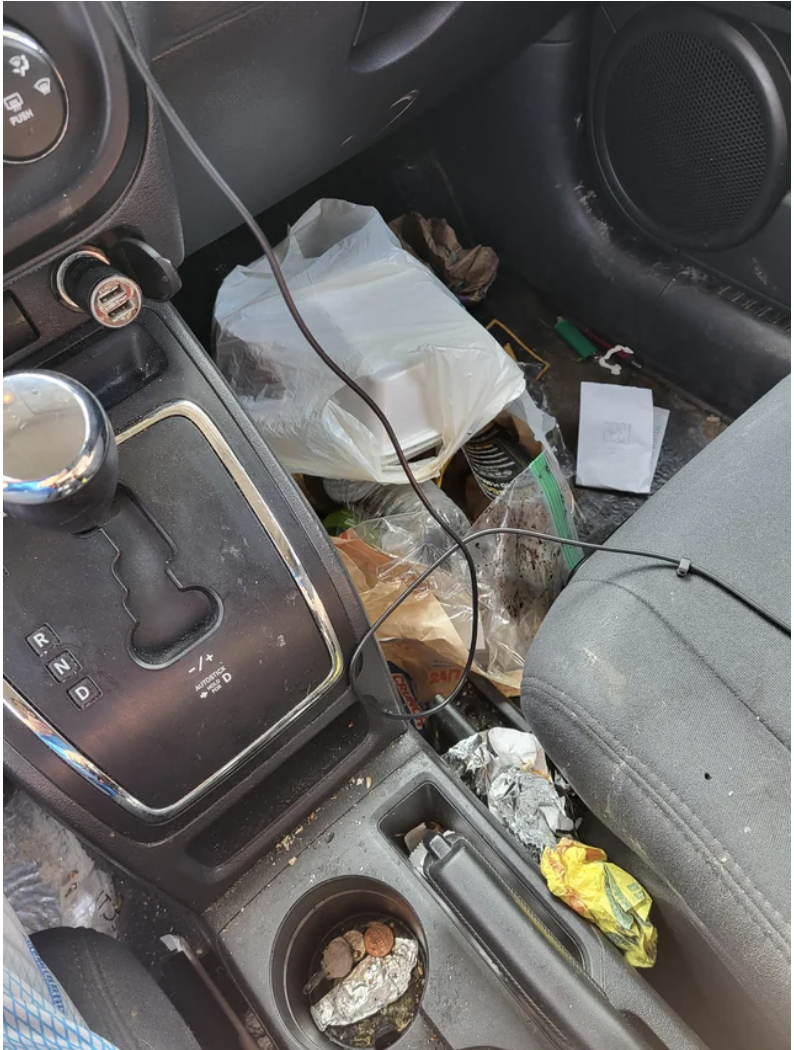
[3,370,119,533]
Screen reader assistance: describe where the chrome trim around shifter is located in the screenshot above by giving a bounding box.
[3,400,345,822]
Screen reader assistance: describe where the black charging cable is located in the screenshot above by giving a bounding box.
[103,4,790,725]
[350,527,791,718]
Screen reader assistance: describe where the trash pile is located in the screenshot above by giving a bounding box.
[308,918,424,1044]
[214,198,676,714]
[443,728,574,862]
[214,198,668,972]
[441,728,657,968]
[214,198,582,711]
[215,199,525,485]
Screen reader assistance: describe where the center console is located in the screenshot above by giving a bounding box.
[3,307,404,904]
[5,379,346,819]
[3,303,707,1050]
[209,736,708,1050]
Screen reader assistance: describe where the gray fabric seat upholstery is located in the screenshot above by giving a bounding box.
[521,378,791,1048]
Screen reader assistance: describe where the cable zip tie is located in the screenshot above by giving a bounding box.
[676,558,691,577]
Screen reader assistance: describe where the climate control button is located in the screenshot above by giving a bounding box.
[3,26,68,163]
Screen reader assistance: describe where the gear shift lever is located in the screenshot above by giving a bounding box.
[3,370,119,533]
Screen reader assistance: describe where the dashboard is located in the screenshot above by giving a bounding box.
[147,1,570,254]
[3,2,788,366]
[3,2,568,288]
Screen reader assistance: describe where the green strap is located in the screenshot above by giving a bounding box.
[530,452,583,572]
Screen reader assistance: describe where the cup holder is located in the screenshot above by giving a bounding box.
[273,876,427,1049]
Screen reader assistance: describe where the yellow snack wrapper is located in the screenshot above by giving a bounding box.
[540,838,658,968]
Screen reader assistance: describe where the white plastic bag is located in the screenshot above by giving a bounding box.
[214,199,526,483]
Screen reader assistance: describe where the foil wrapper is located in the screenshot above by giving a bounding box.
[488,769,571,861]
[444,729,573,861]
[444,727,548,794]
[311,935,418,1032]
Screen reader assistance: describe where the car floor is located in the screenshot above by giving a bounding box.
[474,269,729,544]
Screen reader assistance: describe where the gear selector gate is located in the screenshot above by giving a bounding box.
[3,371,344,820]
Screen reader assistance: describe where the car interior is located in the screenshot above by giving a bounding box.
[2,3,791,1050]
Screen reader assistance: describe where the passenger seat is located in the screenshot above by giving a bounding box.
[521,378,791,1048]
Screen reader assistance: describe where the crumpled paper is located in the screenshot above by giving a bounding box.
[540,838,658,968]
[444,729,574,861]
[311,936,419,1031]
[389,211,498,304]
[332,530,521,708]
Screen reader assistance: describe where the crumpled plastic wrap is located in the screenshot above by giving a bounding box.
[444,730,574,861]
[332,523,483,709]
[311,936,419,1032]
[516,375,579,486]
[467,451,580,689]
[214,199,525,483]
[332,445,579,700]
[329,479,472,567]
[541,838,658,968]
[4,790,117,936]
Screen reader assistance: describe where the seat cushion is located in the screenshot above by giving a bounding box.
[521,378,790,1044]
[31,927,201,1050]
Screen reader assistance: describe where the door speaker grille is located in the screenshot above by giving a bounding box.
[591,9,789,250]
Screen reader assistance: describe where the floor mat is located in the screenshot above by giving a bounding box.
[475,271,728,544]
